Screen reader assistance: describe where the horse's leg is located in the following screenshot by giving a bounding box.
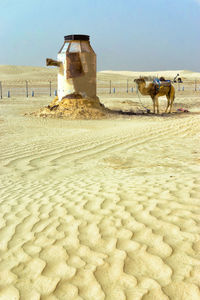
[169,101,172,113]
[169,94,175,113]
[155,96,159,114]
[167,86,175,113]
[151,96,155,113]
[165,95,170,113]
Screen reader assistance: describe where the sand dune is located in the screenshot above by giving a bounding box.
[0,67,200,299]
[0,65,57,83]
[1,65,200,83]
[100,70,200,80]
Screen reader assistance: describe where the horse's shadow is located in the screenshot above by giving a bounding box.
[109,108,192,117]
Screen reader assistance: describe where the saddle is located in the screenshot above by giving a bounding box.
[153,77,171,87]
[153,77,171,93]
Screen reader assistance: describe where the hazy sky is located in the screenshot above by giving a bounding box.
[0,0,200,71]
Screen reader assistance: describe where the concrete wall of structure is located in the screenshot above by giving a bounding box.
[57,40,96,101]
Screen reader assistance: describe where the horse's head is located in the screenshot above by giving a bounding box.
[134,77,145,85]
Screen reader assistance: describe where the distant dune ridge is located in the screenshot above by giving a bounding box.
[99,69,200,80]
[0,65,200,82]
[0,65,57,82]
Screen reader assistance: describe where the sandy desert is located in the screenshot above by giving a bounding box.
[0,66,200,300]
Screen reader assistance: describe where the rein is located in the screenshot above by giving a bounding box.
[136,84,150,113]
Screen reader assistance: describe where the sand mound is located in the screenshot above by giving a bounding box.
[29,95,110,120]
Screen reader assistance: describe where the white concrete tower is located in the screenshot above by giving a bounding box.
[47,34,97,101]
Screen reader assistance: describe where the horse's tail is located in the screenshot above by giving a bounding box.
[168,84,175,101]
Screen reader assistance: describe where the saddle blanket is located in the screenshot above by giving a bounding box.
[153,78,171,87]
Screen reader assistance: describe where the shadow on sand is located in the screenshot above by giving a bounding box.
[109,108,197,118]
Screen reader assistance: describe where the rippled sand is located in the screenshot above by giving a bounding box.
[0,94,200,300]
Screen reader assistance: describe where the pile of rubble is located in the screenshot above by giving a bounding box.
[29,94,110,120]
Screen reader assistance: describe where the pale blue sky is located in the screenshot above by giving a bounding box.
[0,0,200,71]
